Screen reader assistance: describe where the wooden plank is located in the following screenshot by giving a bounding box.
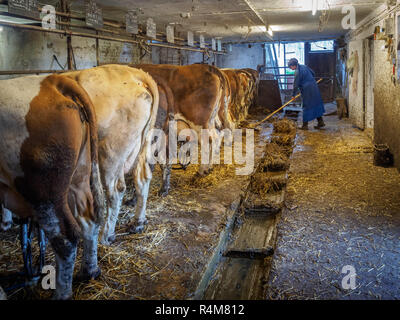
[204,212,280,300]
[192,198,241,300]
[227,213,279,254]
[204,258,266,300]
[223,247,274,260]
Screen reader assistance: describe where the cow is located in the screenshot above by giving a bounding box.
[0,74,105,300]
[63,65,159,244]
[241,68,260,110]
[221,69,242,124]
[132,63,228,197]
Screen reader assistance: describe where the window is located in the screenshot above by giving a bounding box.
[310,40,334,52]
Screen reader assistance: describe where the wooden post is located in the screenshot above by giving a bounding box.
[96,31,100,66]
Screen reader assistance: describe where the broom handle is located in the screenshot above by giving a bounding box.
[252,78,323,128]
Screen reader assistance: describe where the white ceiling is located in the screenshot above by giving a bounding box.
[41,1,390,42]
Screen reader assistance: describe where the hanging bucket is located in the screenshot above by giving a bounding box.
[373,144,394,167]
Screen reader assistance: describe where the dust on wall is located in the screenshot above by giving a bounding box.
[218,43,264,70]
[373,41,400,170]
[151,47,214,66]
[0,26,151,79]
[347,41,364,129]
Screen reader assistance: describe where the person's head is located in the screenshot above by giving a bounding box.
[288,58,299,71]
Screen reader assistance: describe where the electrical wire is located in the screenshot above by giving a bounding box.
[52,54,65,70]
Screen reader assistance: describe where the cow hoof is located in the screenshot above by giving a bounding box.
[99,234,115,246]
[125,197,137,207]
[128,220,148,234]
[74,267,101,284]
[107,234,116,244]
[158,188,169,197]
[0,222,12,232]
[52,292,73,300]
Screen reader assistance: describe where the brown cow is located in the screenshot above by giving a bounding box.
[133,63,228,196]
[241,68,260,109]
[0,74,104,299]
[221,69,242,124]
[64,65,159,243]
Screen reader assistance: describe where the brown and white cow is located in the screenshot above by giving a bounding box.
[63,65,159,244]
[221,69,242,124]
[241,68,260,110]
[223,69,259,122]
[0,74,104,299]
[133,63,228,196]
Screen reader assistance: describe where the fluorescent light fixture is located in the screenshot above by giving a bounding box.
[258,26,267,32]
[256,25,273,37]
[0,26,3,32]
[312,0,318,15]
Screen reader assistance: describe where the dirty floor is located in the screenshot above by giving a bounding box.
[0,121,270,300]
[266,105,400,300]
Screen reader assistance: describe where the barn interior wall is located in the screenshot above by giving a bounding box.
[347,39,365,129]
[151,47,207,66]
[346,4,400,170]
[0,26,151,79]
[373,41,400,170]
[217,43,264,69]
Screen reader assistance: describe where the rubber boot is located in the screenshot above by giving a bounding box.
[299,122,309,130]
[314,117,326,129]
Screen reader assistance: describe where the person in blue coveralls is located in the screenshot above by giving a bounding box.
[288,58,326,130]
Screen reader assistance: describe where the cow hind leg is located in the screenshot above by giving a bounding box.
[76,224,101,282]
[99,174,126,245]
[36,204,77,300]
[158,164,172,197]
[128,155,152,234]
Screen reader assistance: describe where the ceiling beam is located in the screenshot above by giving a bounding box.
[241,0,273,40]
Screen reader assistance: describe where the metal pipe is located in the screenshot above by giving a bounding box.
[0,21,225,55]
[0,2,207,48]
[0,70,69,75]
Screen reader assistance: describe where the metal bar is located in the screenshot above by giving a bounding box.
[0,21,225,55]
[0,70,69,75]
[265,66,291,69]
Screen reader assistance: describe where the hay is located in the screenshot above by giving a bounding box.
[249,173,287,196]
[273,119,297,135]
[188,165,236,188]
[271,119,297,148]
[259,143,290,172]
[271,134,296,147]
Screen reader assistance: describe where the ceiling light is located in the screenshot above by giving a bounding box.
[312,0,318,15]
[258,26,267,32]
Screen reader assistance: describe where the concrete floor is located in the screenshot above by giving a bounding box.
[266,105,400,300]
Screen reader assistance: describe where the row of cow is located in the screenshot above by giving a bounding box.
[0,63,259,299]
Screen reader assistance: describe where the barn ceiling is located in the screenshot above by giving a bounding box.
[2,0,388,42]
[68,0,386,42]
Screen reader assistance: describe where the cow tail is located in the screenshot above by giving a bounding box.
[150,74,176,131]
[71,83,105,227]
[135,70,160,183]
[55,75,105,232]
